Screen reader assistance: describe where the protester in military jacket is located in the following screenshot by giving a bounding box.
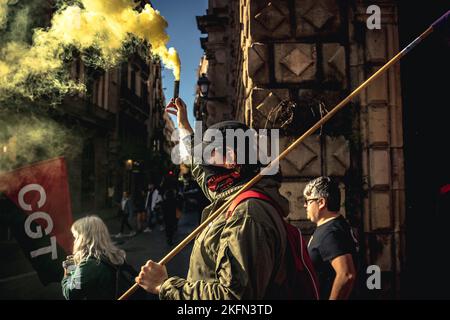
[136,98,291,300]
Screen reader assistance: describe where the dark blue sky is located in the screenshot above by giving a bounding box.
[151,0,208,125]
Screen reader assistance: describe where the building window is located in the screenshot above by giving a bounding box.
[75,59,81,81]
[103,71,109,110]
[135,71,141,97]
[130,68,136,94]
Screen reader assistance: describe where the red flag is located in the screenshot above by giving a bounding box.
[0,157,73,282]
[440,184,450,195]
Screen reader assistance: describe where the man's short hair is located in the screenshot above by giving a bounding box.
[303,176,341,212]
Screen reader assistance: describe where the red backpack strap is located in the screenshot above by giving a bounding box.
[226,190,320,299]
[226,190,282,219]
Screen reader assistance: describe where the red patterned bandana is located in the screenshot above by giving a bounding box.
[206,170,241,193]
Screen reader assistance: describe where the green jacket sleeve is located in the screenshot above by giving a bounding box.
[159,200,278,300]
[61,259,97,300]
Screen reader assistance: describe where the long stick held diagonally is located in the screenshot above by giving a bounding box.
[118,10,449,300]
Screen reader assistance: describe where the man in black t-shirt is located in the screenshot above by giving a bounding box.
[303,177,358,300]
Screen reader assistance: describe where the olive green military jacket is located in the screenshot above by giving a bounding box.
[159,154,290,300]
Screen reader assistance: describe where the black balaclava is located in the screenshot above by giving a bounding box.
[200,121,262,193]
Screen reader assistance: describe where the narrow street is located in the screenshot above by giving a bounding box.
[109,208,199,287]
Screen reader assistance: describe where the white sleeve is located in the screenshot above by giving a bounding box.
[151,192,156,211]
[178,128,192,164]
[151,190,162,211]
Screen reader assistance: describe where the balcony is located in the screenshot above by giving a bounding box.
[120,86,150,118]
[61,95,115,130]
[196,14,228,33]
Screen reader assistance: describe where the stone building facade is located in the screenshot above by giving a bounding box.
[195,0,405,297]
[65,53,169,216]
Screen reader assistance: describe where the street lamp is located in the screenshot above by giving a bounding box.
[197,73,211,98]
[125,159,133,170]
[125,159,133,193]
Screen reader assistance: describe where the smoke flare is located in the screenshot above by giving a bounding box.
[0,0,181,103]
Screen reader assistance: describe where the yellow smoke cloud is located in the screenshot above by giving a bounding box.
[0,0,8,30]
[0,0,181,102]
[51,0,181,78]
[0,110,83,174]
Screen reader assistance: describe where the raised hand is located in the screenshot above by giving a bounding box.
[165,98,193,134]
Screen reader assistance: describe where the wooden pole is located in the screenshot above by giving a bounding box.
[118,10,448,299]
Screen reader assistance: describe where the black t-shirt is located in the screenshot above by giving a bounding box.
[307,215,358,299]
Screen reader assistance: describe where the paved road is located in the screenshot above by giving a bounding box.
[110,209,199,285]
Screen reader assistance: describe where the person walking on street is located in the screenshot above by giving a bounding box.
[144,183,162,233]
[161,188,178,246]
[134,190,146,233]
[115,191,136,238]
[303,177,358,300]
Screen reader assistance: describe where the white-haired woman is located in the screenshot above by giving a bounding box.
[61,215,134,300]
